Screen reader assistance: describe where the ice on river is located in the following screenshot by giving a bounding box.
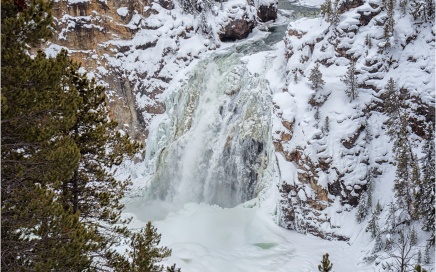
[123,190,371,272]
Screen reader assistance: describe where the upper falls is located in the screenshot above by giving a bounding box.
[143,44,275,208]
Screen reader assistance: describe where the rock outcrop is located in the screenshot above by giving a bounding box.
[219,17,255,41]
[257,3,277,22]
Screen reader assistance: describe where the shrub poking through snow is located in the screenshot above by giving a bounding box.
[318,253,333,272]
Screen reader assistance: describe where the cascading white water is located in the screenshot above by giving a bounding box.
[134,2,320,211]
[144,45,275,208]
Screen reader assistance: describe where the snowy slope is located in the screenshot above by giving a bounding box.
[274,0,434,269]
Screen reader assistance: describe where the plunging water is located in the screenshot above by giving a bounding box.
[144,47,273,208]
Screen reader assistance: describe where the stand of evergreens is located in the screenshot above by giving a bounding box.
[1,0,178,270]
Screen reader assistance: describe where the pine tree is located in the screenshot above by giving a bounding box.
[1,0,94,269]
[374,232,384,252]
[320,0,333,22]
[384,78,414,218]
[309,63,325,90]
[1,0,175,270]
[128,222,172,272]
[415,123,435,245]
[341,57,359,102]
[356,197,368,223]
[356,169,374,223]
[384,0,395,47]
[318,253,333,272]
[424,245,430,264]
[375,199,382,215]
[366,210,380,239]
[385,202,399,234]
[314,107,320,128]
[58,62,142,269]
[322,116,330,134]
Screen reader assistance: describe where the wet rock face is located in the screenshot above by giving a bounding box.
[219,18,255,41]
[257,3,277,22]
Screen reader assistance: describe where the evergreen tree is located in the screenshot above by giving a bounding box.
[59,64,141,269]
[128,222,172,272]
[356,197,368,223]
[320,0,333,22]
[1,0,95,269]
[411,0,435,21]
[1,0,176,270]
[415,123,435,245]
[356,169,375,223]
[309,63,325,90]
[366,210,380,239]
[314,107,320,128]
[414,264,428,272]
[341,57,359,102]
[373,232,384,253]
[375,199,382,215]
[424,245,430,264]
[322,116,330,134]
[384,0,395,47]
[384,78,415,218]
[318,253,333,272]
[385,202,399,234]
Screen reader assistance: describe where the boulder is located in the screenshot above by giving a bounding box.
[158,0,174,10]
[257,3,277,22]
[218,17,255,41]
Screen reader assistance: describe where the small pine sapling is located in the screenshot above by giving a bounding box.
[166,264,182,272]
[318,253,333,272]
[375,200,382,215]
[414,264,428,272]
[322,116,330,134]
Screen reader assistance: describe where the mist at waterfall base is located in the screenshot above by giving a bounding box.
[118,6,369,272]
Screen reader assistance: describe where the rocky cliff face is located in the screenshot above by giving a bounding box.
[274,0,434,241]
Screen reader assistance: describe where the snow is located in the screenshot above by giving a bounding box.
[117,7,129,17]
[124,189,372,272]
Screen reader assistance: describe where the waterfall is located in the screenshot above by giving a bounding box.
[134,2,320,210]
[143,46,275,208]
